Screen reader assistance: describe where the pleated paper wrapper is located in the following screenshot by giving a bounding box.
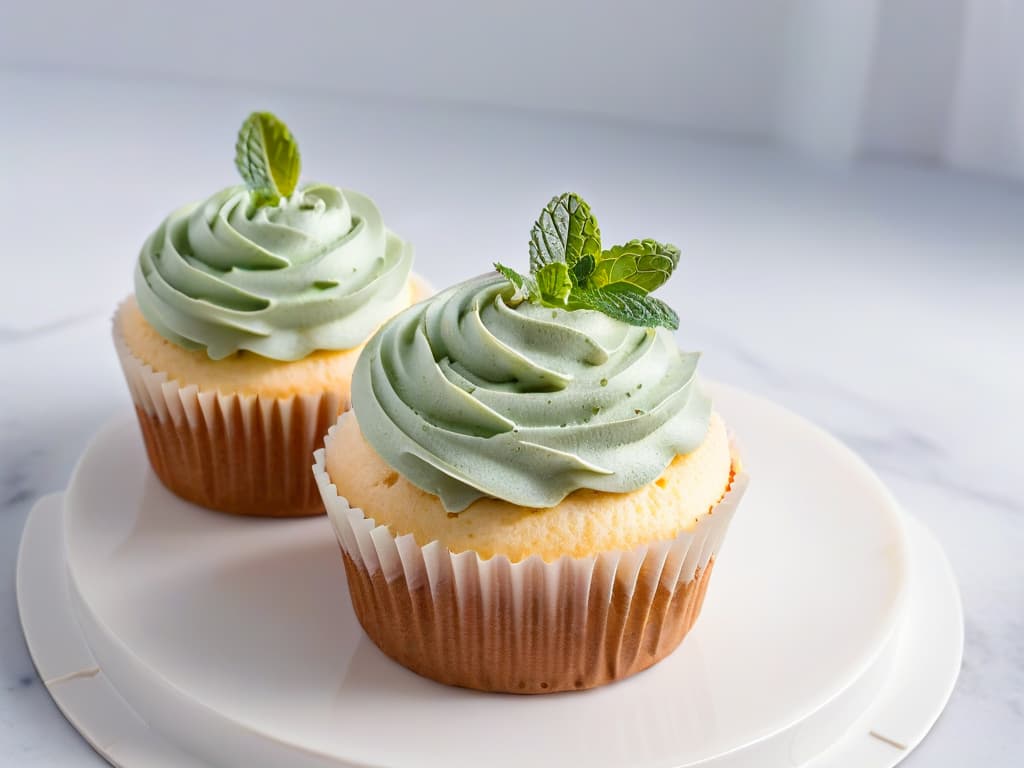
[314,414,749,693]
[113,304,346,517]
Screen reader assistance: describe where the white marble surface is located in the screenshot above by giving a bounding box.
[1,70,1021,766]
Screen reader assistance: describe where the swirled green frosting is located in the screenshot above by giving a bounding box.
[352,273,711,511]
[135,183,413,360]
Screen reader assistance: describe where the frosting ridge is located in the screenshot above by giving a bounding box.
[135,183,413,360]
[352,273,711,511]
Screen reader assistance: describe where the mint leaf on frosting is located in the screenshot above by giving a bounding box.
[571,253,596,286]
[529,193,601,271]
[573,284,679,330]
[591,239,679,293]
[496,193,682,330]
[234,112,302,207]
[494,262,540,306]
[535,262,572,305]
[494,261,530,292]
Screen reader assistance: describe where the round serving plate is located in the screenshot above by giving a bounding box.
[17,384,962,767]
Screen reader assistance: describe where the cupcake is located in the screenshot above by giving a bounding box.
[314,193,747,692]
[115,111,427,517]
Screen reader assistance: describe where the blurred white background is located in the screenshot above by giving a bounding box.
[4,0,1024,178]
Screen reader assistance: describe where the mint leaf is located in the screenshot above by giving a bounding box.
[572,283,679,330]
[571,253,595,286]
[534,262,572,305]
[529,193,601,271]
[494,262,537,303]
[235,112,302,206]
[590,239,679,294]
[494,262,526,291]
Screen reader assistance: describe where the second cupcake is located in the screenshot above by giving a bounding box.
[115,111,427,516]
[315,193,748,692]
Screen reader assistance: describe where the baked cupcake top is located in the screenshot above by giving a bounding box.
[352,193,710,512]
[135,112,413,361]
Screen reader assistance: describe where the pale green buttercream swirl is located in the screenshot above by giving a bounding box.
[135,183,413,360]
[352,273,711,511]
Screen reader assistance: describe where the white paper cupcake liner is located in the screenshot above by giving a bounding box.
[113,303,346,516]
[313,412,748,692]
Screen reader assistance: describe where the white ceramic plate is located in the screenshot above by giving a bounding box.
[17,384,962,767]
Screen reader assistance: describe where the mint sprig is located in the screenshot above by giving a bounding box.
[495,193,680,330]
[529,193,601,271]
[234,112,302,207]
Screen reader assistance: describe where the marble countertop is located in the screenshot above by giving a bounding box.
[2,70,1021,766]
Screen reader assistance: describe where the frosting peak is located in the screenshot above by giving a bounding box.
[352,273,711,511]
[135,183,413,361]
